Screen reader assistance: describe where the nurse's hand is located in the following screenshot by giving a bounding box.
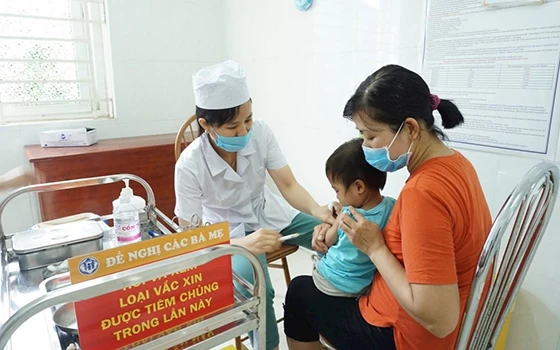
[312,202,342,225]
[312,223,331,253]
[239,229,282,256]
[339,207,385,257]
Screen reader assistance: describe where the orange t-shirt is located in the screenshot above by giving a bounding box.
[359,151,492,350]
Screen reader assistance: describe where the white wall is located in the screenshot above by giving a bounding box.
[224,0,560,348]
[0,0,225,234]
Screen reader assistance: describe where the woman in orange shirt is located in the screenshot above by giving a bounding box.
[283,65,492,350]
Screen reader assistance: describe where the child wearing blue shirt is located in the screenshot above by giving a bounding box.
[313,138,396,297]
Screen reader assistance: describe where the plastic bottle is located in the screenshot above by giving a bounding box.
[113,181,141,245]
[112,180,146,213]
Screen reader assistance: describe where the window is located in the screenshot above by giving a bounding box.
[0,0,114,124]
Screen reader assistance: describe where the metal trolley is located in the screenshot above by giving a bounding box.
[0,174,266,350]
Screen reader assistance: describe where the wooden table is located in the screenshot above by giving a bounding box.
[25,134,189,222]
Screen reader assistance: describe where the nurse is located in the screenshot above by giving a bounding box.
[174,60,334,350]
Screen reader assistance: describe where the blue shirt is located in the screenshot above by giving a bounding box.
[317,196,396,294]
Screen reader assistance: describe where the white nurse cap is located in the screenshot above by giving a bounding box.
[192,60,251,110]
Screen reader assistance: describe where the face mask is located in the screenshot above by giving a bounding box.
[362,123,413,173]
[210,128,252,152]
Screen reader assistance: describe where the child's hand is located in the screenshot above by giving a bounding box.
[312,223,331,253]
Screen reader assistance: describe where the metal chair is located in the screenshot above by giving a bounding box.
[456,162,558,349]
[320,162,559,350]
[174,115,301,350]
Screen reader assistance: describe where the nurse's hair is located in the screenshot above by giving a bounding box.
[195,106,240,137]
[343,65,464,139]
[195,99,253,137]
[326,138,387,191]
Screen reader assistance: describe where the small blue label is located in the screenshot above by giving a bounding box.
[78,256,99,276]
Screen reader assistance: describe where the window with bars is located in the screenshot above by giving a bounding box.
[0,0,114,124]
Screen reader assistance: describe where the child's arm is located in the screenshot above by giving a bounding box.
[324,220,340,248]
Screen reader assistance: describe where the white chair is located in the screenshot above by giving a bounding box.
[320,162,559,350]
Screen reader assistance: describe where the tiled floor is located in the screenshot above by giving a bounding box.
[212,248,316,350]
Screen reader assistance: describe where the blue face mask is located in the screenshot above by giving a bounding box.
[210,128,252,152]
[362,124,413,173]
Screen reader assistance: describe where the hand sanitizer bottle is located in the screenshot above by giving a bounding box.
[113,180,141,245]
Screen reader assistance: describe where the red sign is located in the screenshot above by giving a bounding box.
[68,223,233,350]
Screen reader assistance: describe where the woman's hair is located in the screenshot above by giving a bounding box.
[195,99,252,137]
[326,138,387,191]
[195,106,240,137]
[343,65,464,139]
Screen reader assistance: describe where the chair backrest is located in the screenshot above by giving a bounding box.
[456,162,559,350]
[174,114,198,161]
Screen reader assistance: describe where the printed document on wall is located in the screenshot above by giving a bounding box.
[422,0,560,157]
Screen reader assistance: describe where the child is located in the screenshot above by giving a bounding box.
[312,138,396,297]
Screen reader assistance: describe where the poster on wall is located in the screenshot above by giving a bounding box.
[421,0,560,158]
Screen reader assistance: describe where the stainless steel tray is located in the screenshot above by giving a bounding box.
[13,221,104,254]
[12,220,107,271]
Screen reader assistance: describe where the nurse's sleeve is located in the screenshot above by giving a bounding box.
[174,164,203,220]
[264,122,288,170]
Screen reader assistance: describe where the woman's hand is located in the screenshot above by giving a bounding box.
[311,223,331,253]
[339,206,386,257]
[311,201,342,225]
[235,229,282,256]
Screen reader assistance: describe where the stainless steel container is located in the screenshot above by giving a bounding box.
[52,302,78,335]
[12,221,104,271]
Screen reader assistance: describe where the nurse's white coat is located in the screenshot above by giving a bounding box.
[174,119,298,239]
